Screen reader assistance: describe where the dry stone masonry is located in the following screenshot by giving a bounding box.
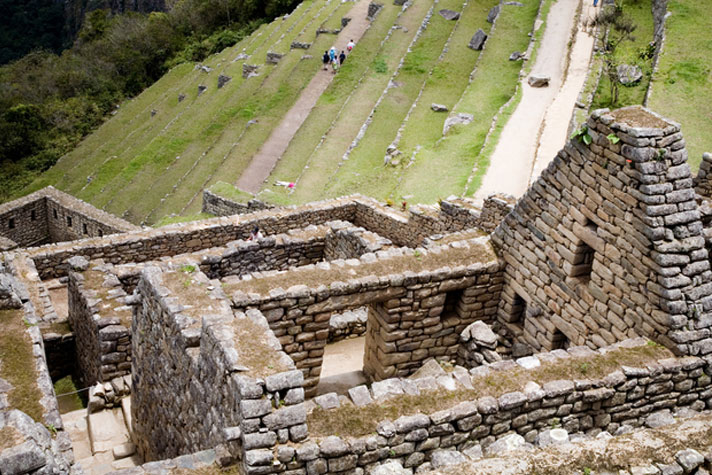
[6,107,712,474]
[0,186,138,250]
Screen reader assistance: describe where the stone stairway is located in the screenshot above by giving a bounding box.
[62,397,140,475]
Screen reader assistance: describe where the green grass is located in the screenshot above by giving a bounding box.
[321,0,470,199]
[0,309,44,423]
[649,0,712,170]
[88,0,331,222]
[208,181,254,202]
[153,213,215,227]
[54,375,85,414]
[591,0,655,109]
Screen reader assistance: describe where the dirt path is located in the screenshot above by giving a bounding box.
[474,0,596,201]
[236,0,373,193]
[530,0,597,180]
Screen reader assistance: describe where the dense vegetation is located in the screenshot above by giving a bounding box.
[0,0,300,202]
[0,0,67,65]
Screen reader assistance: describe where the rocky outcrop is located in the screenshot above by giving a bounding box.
[443,113,474,135]
[617,64,643,85]
[439,9,460,20]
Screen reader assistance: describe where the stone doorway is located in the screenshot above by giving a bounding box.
[315,336,367,396]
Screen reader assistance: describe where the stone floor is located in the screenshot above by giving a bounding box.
[316,336,367,396]
[62,397,141,474]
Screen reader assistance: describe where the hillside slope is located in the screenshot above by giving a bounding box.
[26,0,544,224]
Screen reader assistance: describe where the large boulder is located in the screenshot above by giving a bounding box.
[439,9,460,20]
[367,2,384,20]
[528,75,550,87]
[617,63,643,85]
[469,29,488,50]
[243,64,259,79]
[217,74,231,89]
[266,52,284,64]
[431,103,449,112]
[487,4,500,23]
[461,321,498,348]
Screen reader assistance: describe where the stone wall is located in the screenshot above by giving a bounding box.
[227,236,503,394]
[0,197,49,248]
[25,194,505,280]
[0,265,73,474]
[695,153,712,198]
[493,106,712,356]
[201,189,274,216]
[132,267,308,470]
[292,339,712,474]
[323,221,393,259]
[68,266,132,387]
[202,225,329,279]
[0,186,138,250]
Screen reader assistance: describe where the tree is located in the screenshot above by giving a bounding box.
[594,3,637,106]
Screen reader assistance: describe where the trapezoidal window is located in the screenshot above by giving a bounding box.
[569,218,597,283]
[98,229,104,237]
[8,218,15,229]
[82,223,88,235]
[31,210,36,221]
[442,288,464,318]
[551,329,570,350]
[510,293,526,327]
[53,209,58,219]
[66,216,72,228]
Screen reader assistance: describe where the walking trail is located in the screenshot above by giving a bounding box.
[474,0,597,202]
[236,0,373,193]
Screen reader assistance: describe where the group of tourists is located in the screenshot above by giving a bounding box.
[322,39,355,74]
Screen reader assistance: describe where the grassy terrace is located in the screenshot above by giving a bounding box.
[265,0,541,205]
[401,0,541,201]
[263,0,432,206]
[0,309,44,423]
[27,16,277,199]
[308,342,672,437]
[649,0,712,170]
[166,1,359,219]
[321,0,469,198]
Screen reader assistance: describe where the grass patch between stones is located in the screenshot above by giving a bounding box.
[648,0,712,170]
[225,237,498,297]
[0,309,45,423]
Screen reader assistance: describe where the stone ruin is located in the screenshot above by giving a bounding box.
[3,107,712,474]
